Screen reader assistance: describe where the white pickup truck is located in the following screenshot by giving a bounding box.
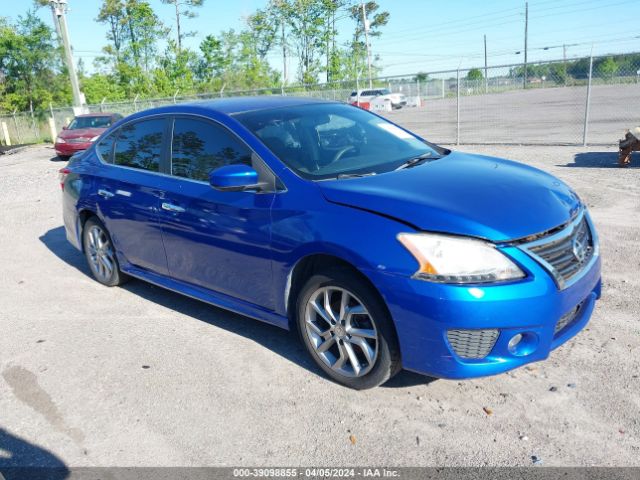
[349,88,407,109]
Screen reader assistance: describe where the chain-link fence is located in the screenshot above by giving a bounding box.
[393,57,640,145]
[1,54,639,148]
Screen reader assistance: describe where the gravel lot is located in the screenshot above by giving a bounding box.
[382,83,640,145]
[0,144,638,467]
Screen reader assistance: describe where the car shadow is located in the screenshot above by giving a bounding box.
[561,151,639,168]
[39,226,433,389]
[381,370,438,388]
[0,427,69,479]
[39,227,92,278]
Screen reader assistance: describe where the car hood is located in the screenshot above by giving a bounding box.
[59,127,105,139]
[317,152,581,242]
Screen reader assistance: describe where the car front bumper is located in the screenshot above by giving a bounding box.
[364,246,601,379]
[55,142,90,157]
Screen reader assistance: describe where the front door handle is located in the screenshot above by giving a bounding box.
[98,189,115,199]
[161,202,185,213]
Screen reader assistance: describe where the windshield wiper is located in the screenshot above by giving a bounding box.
[336,172,377,179]
[394,152,440,170]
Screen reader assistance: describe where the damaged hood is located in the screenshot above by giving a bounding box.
[317,152,581,242]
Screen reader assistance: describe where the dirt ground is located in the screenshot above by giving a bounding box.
[0,144,638,467]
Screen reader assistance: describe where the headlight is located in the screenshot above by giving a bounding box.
[89,135,99,142]
[56,137,66,144]
[397,233,525,284]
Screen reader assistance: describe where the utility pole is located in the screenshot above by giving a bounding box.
[562,43,568,85]
[582,46,594,146]
[50,0,83,107]
[49,3,62,42]
[523,1,528,89]
[361,2,373,89]
[484,34,488,94]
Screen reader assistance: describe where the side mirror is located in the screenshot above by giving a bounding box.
[62,125,68,130]
[209,164,262,192]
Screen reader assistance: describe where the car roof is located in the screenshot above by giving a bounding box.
[125,96,337,120]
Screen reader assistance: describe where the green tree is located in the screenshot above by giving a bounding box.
[161,0,205,53]
[96,0,128,63]
[81,73,127,103]
[196,29,278,92]
[96,0,167,96]
[0,11,69,111]
[549,62,567,85]
[126,0,167,73]
[275,0,327,84]
[467,68,483,81]
[156,40,198,94]
[348,1,389,83]
[197,34,228,82]
[568,57,590,79]
[246,7,279,60]
[596,57,619,79]
[321,0,348,83]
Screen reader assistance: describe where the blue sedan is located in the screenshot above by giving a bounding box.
[60,97,601,389]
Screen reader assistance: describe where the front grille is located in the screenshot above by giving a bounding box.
[68,137,90,144]
[524,214,595,289]
[554,303,582,335]
[447,329,499,359]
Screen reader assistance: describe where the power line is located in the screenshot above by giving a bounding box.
[377,36,639,61]
[379,0,637,47]
[530,0,639,19]
[381,6,524,40]
[382,15,523,46]
[378,37,640,73]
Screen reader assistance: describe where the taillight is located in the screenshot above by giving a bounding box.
[59,167,71,190]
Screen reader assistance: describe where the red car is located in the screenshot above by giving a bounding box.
[55,113,123,159]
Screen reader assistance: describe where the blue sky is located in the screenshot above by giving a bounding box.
[3,0,640,78]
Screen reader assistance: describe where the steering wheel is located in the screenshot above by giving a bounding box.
[332,145,357,163]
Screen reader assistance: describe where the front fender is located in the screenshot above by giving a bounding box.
[270,193,420,316]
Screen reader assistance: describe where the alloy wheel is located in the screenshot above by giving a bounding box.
[304,286,379,378]
[86,225,115,282]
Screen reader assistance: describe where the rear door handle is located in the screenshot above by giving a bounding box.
[161,202,185,213]
[98,189,115,199]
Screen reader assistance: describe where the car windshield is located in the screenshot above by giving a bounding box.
[68,116,113,130]
[235,103,446,180]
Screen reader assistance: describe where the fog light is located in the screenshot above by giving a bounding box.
[507,332,539,357]
[508,333,523,353]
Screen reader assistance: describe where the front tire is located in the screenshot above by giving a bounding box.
[296,268,400,389]
[82,217,128,286]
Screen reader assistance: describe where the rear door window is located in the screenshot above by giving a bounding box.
[96,133,115,163]
[170,118,252,181]
[113,119,165,172]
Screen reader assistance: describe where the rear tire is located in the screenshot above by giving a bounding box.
[296,268,401,389]
[82,217,128,287]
